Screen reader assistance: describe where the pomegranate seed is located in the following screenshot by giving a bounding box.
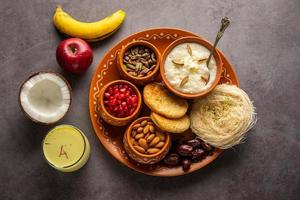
[103,83,138,118]
[104,92,110,99]
[114,99,119,105]
[120,88,126,93]
[114,93,120,99]
[130,108,135,114]
[132,96,138,103]
[119,93,125,100]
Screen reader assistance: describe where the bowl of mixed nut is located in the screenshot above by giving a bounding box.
[123,116,171,164]
[117,40,161,85]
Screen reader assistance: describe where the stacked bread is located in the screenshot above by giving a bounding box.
[143,83,190,133]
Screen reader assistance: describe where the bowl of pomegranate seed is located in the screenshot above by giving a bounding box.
[98,80,142,126]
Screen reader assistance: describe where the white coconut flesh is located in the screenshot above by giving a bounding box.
[19,72,71,124]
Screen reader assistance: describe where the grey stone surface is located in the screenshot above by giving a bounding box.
[0,0,299,199]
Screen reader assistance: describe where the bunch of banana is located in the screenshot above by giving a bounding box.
[53,5,126,42]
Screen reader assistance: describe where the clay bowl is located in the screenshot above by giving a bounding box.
[98,80,142,126]
[160,36,223,99]
[117,40,161,85]
[123,116,171,164]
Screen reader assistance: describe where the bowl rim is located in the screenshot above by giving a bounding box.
[99,80,142,121]
[125,116,171,158]
[160,36,223,99]
[118,40,161,81]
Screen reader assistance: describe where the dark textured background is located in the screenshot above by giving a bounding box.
[0,0,299,199]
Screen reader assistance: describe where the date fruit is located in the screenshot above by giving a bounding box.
[163,136,215,172]
[186,138,202,148]
[163,153,180,166]
[182,159,191,172]
[201,142,214,152]
[191,148,206,160]
[177,144,193,156]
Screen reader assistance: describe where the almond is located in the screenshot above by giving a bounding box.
[140,120,148,127]
[135,133,144,140]
[201,73,210,83]
[147,148,160,154]
[144,132,150,140]
[149,125,155,133]
[156,132,165,141]
[180,75,189,87]
[147,121,154,125]
[131,130,137,137]
[187,44,192,56]
[133,145,145,153]
[143,125,150,134]
[146,134,155,143]
[137,127,143,133]
[138,138,148,150]
[201,76,208,82]
[197,58,207,63]
[155,141,165,148]
[132,123,140,129]
[131,138,135,145]
[149,136,160,147]
[172,58,184,65]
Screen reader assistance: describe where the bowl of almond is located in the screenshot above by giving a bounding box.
[123,116,171,164]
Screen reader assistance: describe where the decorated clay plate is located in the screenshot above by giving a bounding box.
[89,28,239,176]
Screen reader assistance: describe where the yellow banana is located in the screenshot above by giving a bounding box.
[53,5,126,42]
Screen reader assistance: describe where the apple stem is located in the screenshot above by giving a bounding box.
[69,46,77,54]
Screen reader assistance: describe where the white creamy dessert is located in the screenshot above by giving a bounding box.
[164,42,217,93]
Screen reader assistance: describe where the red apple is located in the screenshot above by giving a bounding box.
[56,38,93,74]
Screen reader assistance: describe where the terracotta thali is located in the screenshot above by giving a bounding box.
[89,28,239,176]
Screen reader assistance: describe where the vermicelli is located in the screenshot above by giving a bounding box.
[190,84,256,149]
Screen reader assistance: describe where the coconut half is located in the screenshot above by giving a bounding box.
[19,72,71,124]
